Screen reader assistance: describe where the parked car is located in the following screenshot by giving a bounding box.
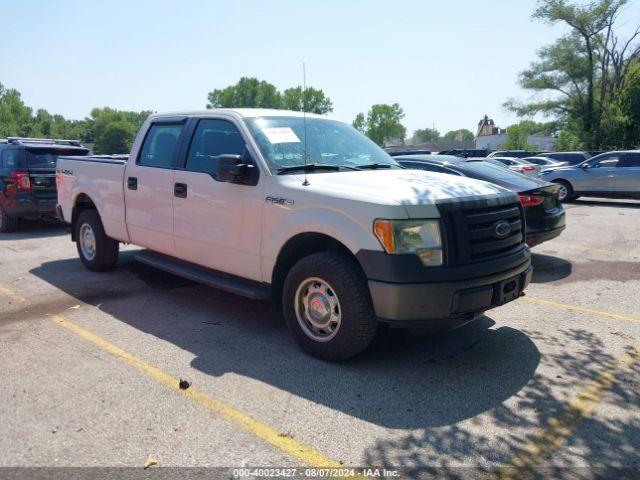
[396,155,566,246]
[487,150,539,159]
[386,149,431,156]
[57,109,532,360]
[522,156,567,169]
[486,157,541,177]
[536,151,591,166]
[437,149,490,158]
[0,137,89,232]
[540,150,640,201]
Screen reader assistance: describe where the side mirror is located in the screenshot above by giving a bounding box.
[217,153,258,185]
[580,163,590,170]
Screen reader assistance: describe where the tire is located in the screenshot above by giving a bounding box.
[0,205,18,233]
[75,209,119,271]
[282,252,378,361]
[553,180,574,202]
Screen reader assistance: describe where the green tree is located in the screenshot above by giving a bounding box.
[94,120,137,154]
[618,60,640,148]
[0,83,33,137]
[352,104,406,146]
[281,86,333,114]
[206,77,282,109]
[499,120,556,150]
[505,0,640,149]
[554,129,582,150]
[411,128,440,143]
[443,129,475,141]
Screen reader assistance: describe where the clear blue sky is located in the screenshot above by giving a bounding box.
[2,0,639,136]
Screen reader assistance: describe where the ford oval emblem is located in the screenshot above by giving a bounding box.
[493,220,512,238]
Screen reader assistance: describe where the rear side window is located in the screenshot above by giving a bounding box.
[618,153,640,167]
[185,119,246,177]
[139,124,183,168]
[26,148,89,168]
[1,148,25,168]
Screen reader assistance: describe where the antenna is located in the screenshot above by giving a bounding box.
[302,62,309,187]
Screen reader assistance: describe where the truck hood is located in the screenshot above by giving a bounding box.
[301,169,511,205]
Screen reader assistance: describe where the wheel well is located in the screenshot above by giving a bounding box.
[271,233,361,309]
[71,193,97,241]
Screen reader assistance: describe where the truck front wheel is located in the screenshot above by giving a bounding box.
[282,252,378,361]
[75,209,119,272]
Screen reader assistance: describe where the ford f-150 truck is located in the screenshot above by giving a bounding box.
[57,109,532,360]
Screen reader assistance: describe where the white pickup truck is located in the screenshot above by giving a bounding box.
[57,109,532,360]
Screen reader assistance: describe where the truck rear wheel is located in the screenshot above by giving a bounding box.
[75,209,119,272]
[282,252,378,361]
[0,205,18,233]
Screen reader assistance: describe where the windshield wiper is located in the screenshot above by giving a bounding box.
[277,163,358,174]
[356,163,395,170]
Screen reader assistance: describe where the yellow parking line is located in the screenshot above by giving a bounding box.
[49,314,340,467]
[496,342,640,479]
[522,296,640,325]
[0,284,339,467]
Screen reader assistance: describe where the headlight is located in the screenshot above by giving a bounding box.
[373,219,443,266]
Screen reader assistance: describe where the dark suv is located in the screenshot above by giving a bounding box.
[0,137,89,232]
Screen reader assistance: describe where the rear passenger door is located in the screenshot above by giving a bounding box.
[613,152,640,196]
[124,119,186,255]
[172,117,264,281]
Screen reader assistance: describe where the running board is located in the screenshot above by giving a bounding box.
[134,250,270,300]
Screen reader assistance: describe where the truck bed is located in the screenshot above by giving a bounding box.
[57,154,130,243]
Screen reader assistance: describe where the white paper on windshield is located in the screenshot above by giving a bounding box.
[262,127,301,144]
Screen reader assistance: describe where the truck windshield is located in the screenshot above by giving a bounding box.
[26,148,90,168]
[244,116,399,172]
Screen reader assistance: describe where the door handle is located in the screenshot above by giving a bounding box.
[127,177,137,190]
[174,182,187,198]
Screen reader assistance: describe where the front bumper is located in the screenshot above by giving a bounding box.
[363,253,532,325]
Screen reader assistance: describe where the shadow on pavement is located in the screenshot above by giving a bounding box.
[31,254,540,430]
[29,254,640,473]
[530,253,573,283]
[0,220,68,241]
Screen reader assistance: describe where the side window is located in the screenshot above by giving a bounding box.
[1,148,25,169]
[138,124,183,168]
[618,153,640,168]
[185,119,246,177]
[591,154,619,168]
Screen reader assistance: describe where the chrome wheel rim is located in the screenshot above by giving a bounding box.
[294,277,342,342]
[557,184,568,201]
[79,223,96,261]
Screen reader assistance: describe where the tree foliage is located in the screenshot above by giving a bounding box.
[206,77,333,114]
[207,77,282,109]
[500,120,558,150]
[412,127,440,143]
[281,86,333,114]
[444,129,475,141]
[505,0,640,149]
[0,83,33,138]
[352,104,406,146]
[0,82,151,154]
